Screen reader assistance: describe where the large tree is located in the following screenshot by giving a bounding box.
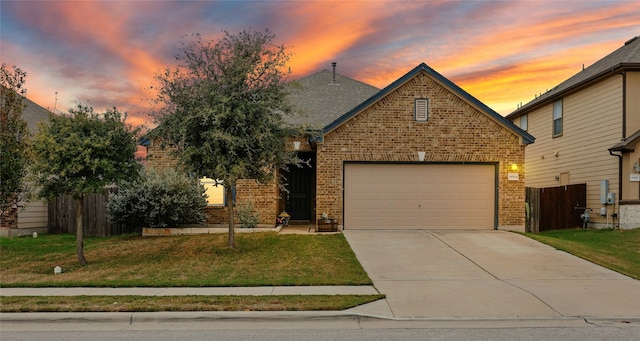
[31,105,140,265]
[154,29,298,248]
[0,64,29,219]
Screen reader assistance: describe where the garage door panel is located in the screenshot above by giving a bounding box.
[345,164,495,229]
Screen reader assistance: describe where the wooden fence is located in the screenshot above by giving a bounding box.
[48,187,140,237]
[526,183,587,233]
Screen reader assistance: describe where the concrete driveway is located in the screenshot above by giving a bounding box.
[344,229,640,319]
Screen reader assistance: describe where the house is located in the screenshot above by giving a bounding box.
[506,35,640,229]
[0,95,50,237]
[146,63,533,231]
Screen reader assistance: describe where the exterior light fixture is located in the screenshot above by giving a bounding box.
[293,141,301,150]
[510,163,518,171]
[417,151,426,162]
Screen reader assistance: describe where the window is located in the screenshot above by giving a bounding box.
[415,98,428,122]
[553,100,563,136]
[200,177,230,206]
[519,114,528,131]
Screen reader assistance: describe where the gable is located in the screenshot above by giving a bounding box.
[323,70,525,149]
[323,63,534,145]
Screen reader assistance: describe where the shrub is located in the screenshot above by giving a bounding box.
[237,199,260,228]
[107,169,207,228]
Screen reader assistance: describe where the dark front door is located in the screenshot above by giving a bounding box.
[284,152,315,221]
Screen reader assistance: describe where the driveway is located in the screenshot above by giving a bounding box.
[344,229,640,319]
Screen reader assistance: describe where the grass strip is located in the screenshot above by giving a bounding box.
[525,228,640,280]
[0,295,385,313]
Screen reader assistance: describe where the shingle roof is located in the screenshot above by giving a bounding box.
[22,96,51,133]
[507,35,640,119]
[609,128,640,152]
[323,63,534,145]
[285,69,380,129]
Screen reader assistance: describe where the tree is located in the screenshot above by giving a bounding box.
[153,29,298,248]
[31,105,140,265]
[0,64,29,219]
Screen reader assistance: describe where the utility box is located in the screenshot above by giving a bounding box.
[606,192,615,205]
[600,180,609,204]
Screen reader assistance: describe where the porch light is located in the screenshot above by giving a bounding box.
[417,151,426,162]
[510,163,519,171]
[293,141,301,150]
[634,162,640,172]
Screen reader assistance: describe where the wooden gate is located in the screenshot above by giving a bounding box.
[48,187,139,236]
[526,184,587,233]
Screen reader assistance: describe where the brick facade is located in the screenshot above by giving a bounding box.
[316,72,525,229]
[145,68,527,230]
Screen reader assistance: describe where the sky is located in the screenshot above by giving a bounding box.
[2,0,640,128]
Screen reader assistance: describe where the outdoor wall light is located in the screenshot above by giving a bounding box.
[634,162,640,172]
[417,151,426,162]
[293,141,301,150]
[510,163,519,171]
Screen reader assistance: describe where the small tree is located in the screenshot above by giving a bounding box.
[0,64,29,219]
[154,29,298,248]
[31,105,140,265]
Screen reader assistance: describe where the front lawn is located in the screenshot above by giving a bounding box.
[0,232,378,312]
[0,232,372,287]
[525,228,640,280]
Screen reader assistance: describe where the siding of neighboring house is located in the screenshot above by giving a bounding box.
[513,75,623,226]
[316,71,527,230]
[0,94,50,236]
[17,200,48,230]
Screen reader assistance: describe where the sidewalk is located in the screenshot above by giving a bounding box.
[0,285,379,297]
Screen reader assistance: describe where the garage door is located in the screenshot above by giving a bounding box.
[344,163,495,229]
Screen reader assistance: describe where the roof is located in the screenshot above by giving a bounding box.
[508,35,640,119]
[285,69,380,128]
[323,63,534,145]
[22,96,51,133]
[609,129,640,152]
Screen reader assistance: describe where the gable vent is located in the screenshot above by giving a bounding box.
[415,98,428,122]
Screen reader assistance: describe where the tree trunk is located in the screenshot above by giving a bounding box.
[75,197,88,266]
[226,186,235,248]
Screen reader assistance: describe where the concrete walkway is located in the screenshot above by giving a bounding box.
[0,286,378,297]
[343,229,640,320]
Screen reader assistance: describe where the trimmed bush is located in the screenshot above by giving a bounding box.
[237,200,260,228]
[107,169,207,228]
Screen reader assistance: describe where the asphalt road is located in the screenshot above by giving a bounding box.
[2,317,639,341]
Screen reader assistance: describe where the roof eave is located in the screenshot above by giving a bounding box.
[508,62,640,119]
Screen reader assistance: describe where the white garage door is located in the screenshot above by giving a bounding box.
[344,163,495,229]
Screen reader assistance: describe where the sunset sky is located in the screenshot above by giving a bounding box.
[2,0,639,128]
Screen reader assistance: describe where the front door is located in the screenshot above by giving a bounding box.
[284,152,315,221]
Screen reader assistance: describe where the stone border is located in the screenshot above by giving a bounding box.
[142,225,282,236]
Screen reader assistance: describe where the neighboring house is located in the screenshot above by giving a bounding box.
[0,95,50,237]
[506,35,640,229]
[146,63,533,231]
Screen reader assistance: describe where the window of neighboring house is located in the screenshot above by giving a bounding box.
[519,114,528,131]
[553,99,563,137]
[200,177,234,206]
[415,98,428,122]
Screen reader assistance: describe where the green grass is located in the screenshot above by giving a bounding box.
[525,228,640,279]
[0,232,381,312]
[0,233,372,287]
[0,295,385,313]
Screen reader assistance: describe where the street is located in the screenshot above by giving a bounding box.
[2,317,639,341]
